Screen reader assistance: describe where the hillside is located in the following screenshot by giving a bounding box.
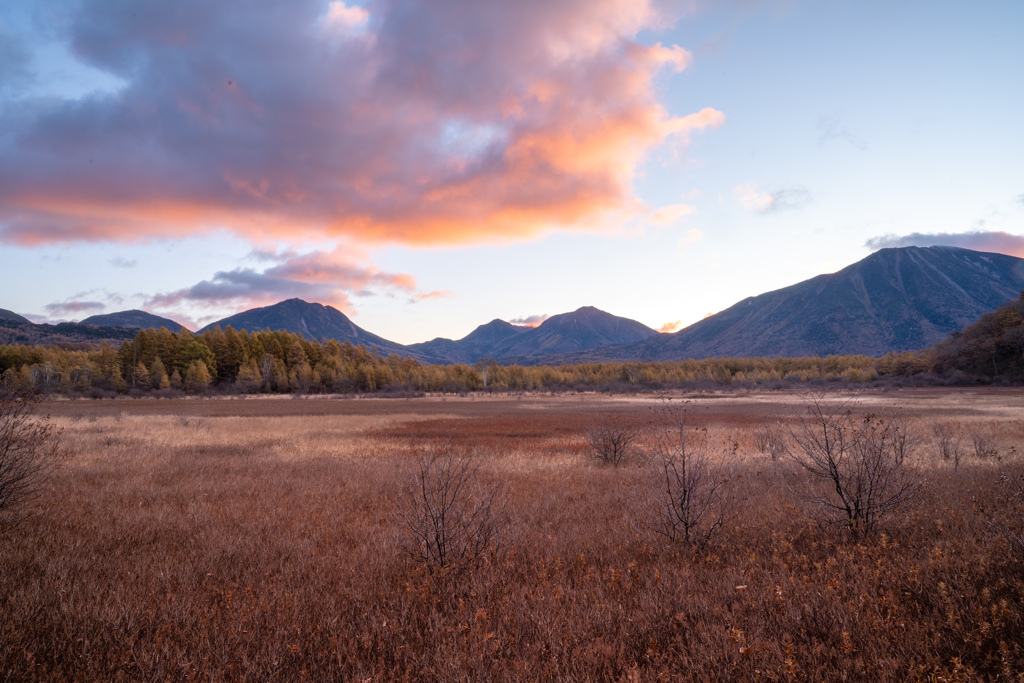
[0,308,30,324]
[0,319,138,346]
[410,307,658,364]
[492,307,658,362]
[82,309,187,331]
[199,298,438,361]
[409,319,528,364]
[927,293,1024,379]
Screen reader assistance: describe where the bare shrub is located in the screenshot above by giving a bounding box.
[646,401,731,548]
[752,419,788,461]
[398,441,505,570]
[932,420,965,470]
[586,420,640,466]
[787,394,917,538]
[0,386,61,525]
[968,424,998,459]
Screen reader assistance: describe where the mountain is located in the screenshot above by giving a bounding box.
[81,309,187,331]
[408,319,529,363]
[491,307,658,362]
[0,308,179,348]
[198,301,654,365]
[199,298,436,360]
[410,306,658,364]
[0,319,139,346]
[0,308,30,324]
[548,246,1024,362]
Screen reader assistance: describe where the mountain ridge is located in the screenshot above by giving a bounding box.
[0,308,30,324]
[408,307,656,363]
[542,246,1024,363]
[6,246,1023,363]
[82,309,187,331]
[198,298,444,363]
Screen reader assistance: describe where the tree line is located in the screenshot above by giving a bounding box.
[0,302,1021,396]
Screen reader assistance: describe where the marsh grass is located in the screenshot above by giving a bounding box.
[1,391,1023,681]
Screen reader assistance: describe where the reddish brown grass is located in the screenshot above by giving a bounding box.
[1,390,1023,681]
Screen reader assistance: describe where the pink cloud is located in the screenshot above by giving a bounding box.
[414,290,455,302]
[0,0,721,248]
[650,203,696,226]
[322,1,370,33]
[734,182,812,215]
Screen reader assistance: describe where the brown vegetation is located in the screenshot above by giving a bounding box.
[645,400,732,548]
[0,386,61,524]
[586,418,641,467]
[398,441,507,570]
[2,390,1023,680]
[785,395,917,537]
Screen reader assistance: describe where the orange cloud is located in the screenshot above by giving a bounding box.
[658,320,683,333]
[510,314,549,328]
[0,0,722,248]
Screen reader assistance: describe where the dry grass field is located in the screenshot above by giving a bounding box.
[2,389,1024,681]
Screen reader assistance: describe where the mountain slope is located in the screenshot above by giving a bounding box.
[0,308,30,324]
[0,319,139,346]
[199,298,435,360]
[491,306,658,362]
[926,293,1024,379]
[549,246,1024,362]
[82,309,187,331]
[408,307,658,364]
[408,319,528,364]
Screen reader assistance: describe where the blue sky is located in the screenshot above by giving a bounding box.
[1,0,1021,342]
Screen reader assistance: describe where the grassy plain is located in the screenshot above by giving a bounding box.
[2,389,1023,681]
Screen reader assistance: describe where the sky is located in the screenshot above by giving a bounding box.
[1,0,1022,343]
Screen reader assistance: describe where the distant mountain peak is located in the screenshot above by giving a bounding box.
[198,298,443,362]
[548,246,1024,363]
[406,306,656,364]
[81,309,187,331]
